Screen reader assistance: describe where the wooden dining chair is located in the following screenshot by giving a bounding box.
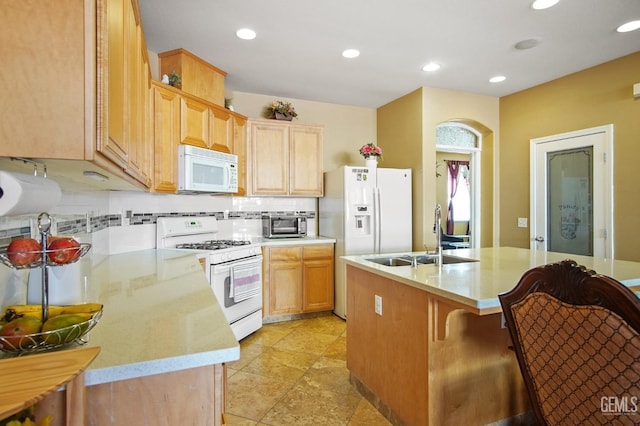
[499,260,640,425]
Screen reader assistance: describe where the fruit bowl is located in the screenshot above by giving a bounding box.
[0,243,91,270]
[0,308,102,356]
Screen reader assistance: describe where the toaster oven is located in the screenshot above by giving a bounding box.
[262,215,307,238]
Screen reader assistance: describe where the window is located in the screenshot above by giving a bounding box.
[448,164,470,222]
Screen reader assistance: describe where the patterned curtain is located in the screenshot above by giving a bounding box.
[447,160,470,234]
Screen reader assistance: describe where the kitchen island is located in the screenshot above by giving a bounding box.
[342,247,640,425]
[31,249,239,425]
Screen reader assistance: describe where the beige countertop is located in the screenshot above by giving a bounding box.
[342,247,640,315]
[75,249,239,386]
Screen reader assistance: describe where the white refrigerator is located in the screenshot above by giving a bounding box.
[320,166,412,319]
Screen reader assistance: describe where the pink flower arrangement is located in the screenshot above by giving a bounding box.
[359,142,383,160]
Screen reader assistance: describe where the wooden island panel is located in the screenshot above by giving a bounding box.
[346,265,530,426]
[36,363,226,425]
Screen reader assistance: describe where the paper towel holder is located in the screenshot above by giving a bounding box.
[10,157,50,178]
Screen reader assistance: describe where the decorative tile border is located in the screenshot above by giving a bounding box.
[0,210,315,249]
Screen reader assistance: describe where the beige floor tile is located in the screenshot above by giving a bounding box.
[228,342,268,371]
[242,346,319,381]
[260,382,360,426]
[241,324,292,347]
[348,399,393,425]
[299,356,359,396]
[295,314,347,336]
[227,315,391,425]
[273,328,339,356]
[323,335,347,360]
[226,370,294,421]
[223,413,258,426]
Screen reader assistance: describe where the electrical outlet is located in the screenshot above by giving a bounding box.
[122,209,132,226]
[517,217,528,228]
[374,294,383,316]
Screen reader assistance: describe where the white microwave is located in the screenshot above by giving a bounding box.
[178,145,238,193]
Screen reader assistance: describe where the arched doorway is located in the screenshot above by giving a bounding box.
[436,123,481,249]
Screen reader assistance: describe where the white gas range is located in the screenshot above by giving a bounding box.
[156,216,263,341]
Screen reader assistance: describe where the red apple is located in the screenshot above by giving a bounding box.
[6,238,42,266]
[0,316,42,350]
[47,237,82,264]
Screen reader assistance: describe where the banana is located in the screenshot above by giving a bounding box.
[60,303,103,315]
[2,303,102,322]
[3,305,65,322]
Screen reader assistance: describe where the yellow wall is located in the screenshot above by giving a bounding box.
[378,88,499,250]
[499,52,640,261]
[377,89,424,249]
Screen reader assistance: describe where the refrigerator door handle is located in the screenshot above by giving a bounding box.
[374,187,381,253]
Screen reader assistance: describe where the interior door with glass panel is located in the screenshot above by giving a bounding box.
[530,125,613,258]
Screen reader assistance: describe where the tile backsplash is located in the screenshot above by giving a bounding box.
[0,191,318,252]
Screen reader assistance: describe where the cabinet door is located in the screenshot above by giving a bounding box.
[269,262,303,315]
[209,105,232,153]
[180,97,210,148]
[152,84,180,192]
[302,245,334,312]
[232,115,247,195]
[123,0,151,187]
[0,0,87,159]
[103,0,129,168]
[290,125,323,196]
[250,121,289,195]
[264,247,303,317]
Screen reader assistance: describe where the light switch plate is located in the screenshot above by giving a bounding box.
[517,217,528,228]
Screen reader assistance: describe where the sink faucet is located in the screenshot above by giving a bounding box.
[433,204,442,266]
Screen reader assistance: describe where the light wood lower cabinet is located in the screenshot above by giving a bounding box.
[263,244,334,319]
[37,364,227,426]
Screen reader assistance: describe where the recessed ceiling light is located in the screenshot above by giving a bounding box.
[514,38,541,50]
[422,62,441,72]
[342,49,360,59]
[617,20,640,33]
[236,28,256,40]
[489,76,506,83]
[531,0,559,10]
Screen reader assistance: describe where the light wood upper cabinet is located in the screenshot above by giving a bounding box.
[290,125,324,196]
[209,106,232,153]
[248,119,324,196]
[100,0,152,187]
[232,115,248,196]
[0,0,152,190]
[152,83,180,193]
[150,82,247,194]
[180,96,210,148]
[1,1,92,160]
[158,48,227,107]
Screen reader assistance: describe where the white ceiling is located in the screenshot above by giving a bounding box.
[139,0,640,108]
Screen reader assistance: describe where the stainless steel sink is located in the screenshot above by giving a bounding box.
[364,254,478,266]
[365,257,413,266]
[412,254,479,265]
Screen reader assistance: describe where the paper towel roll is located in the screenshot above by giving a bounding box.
[0,171,61,216]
